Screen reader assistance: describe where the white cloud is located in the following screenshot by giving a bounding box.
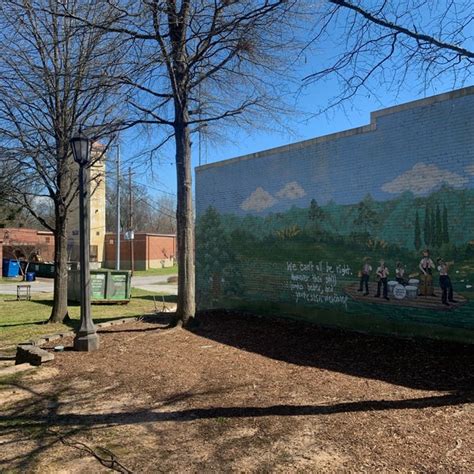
[241,187,277,212]
[381,163,468,195]
[465,163,474,176]
[276,181,306,200]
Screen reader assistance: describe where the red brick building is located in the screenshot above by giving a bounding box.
[104,233,176,270]
[1,228,177,273]
[1,227,55,262]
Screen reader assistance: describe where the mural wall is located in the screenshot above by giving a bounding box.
[195,87,474,343]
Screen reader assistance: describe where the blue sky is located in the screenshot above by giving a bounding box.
[112,4,474,202]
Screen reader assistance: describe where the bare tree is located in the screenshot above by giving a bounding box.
[305,0,473,109]
[106,180,176,234]
[152,196,177,235]
[69,0,308,326]
[0,0,129,322]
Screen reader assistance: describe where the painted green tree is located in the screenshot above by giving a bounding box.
[430,207,436,247]
[308,199,324,221]
[308,198,325,234]
[414,211,422,250]
[196,206,242,304]
[442,205,449,244]
[353,194,379,236]
[424,205,431,246]
[435,204,442,247]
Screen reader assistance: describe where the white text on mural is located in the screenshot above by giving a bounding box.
[286,261,351,307]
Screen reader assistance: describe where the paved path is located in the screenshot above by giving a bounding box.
[0,274,178,296]
[0,278,53,296]
[131,274,178,295]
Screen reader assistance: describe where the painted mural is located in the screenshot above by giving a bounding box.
[196,89,474,343]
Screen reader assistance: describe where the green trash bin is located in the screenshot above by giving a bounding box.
[68,269,131,304]
[107,272,131,301]
[91,272,107,300]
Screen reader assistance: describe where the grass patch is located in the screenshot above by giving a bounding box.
[0,288,175,354]
[132,265,178,277]
[1,276,23,284]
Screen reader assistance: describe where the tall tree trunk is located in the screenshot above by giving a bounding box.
[49,204,70,323]
[173,118,195,326]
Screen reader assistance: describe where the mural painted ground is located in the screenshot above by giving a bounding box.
[1,314,472,472]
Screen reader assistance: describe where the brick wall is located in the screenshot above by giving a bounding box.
[1,228,55,261]
[104,233,176,270]
[195,86,474,343]
[147,234,176,261]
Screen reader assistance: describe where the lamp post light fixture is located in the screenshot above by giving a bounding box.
[70,128,99,352]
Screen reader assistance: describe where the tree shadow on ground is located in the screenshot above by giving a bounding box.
[0,321,49,328]
[189,310,474,392]
[2,375,472,443]
[1,392,472,430]
[28,299,54,307]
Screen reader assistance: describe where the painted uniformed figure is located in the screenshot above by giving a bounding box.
[437,258,457,306]
[357,257,372,296]
[395,261,407,285]
[419,249,435,296]
[374,259,390,300]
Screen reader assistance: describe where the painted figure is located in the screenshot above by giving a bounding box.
[357,257,372,296]
[419,249,435,296]
[437,258,457,306]
[395,261,407,285]
[374,260,390,300]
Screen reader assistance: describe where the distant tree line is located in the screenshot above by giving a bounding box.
[105,182,176,235]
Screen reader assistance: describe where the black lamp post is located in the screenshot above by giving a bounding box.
[70,128,99,352]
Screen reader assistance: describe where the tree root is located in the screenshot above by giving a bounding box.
[47,429,134,474]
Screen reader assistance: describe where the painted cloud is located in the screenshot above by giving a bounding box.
[241,187,277,212]
[276,181,306,200]
[465,163,474,176]
[381,162,468,195]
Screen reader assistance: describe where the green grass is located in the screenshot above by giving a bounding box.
[132,265,178,277]
[0,288,177,354]
[1,277,24,284]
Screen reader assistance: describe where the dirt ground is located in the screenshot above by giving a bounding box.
[1,311,473,473]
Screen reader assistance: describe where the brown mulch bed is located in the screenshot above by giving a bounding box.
[1,310,473,473]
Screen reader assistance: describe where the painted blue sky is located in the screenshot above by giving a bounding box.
[196,90,474,215]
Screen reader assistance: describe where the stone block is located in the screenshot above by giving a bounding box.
[15,345,55,366]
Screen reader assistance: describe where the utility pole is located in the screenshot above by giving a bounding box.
[129,167,134,275]
[115,144,120,270]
